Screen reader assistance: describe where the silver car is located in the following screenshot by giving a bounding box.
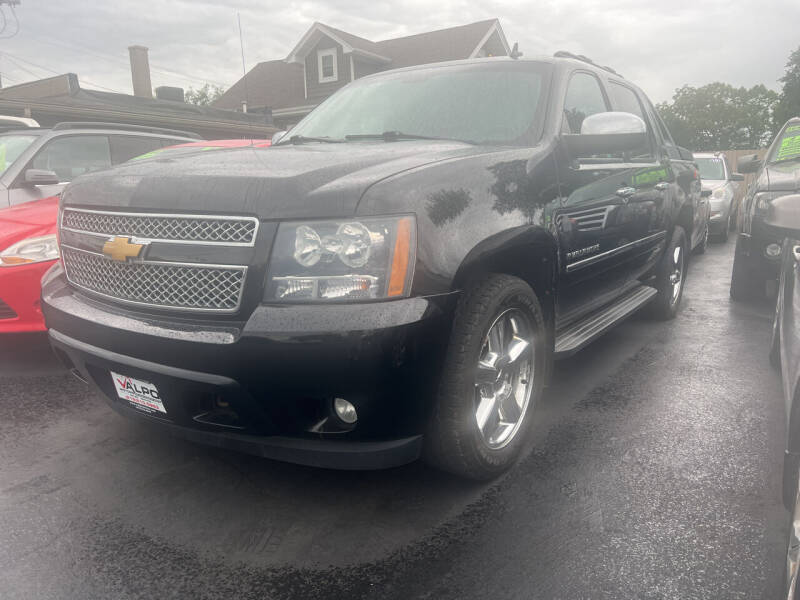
[0,123,198,209]
[695,152,745,241]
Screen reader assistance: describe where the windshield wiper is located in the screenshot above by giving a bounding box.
[282,135,344,145]
[345,131,465,143]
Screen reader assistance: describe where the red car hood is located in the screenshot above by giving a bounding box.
[0,196,59,252]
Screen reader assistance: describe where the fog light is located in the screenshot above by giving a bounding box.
[765,243,782,258]
[333,398,357,424]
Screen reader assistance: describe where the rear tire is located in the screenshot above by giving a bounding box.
[648,226,687,320]
[424,274,548,480]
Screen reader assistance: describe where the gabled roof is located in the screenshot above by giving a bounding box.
[213,19,509,113]
[287,22,391,65]
[212,60,305,111]
[376,19,508,68]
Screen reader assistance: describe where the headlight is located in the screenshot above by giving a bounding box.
[712,186,733,200]
[264,215,416,302]
[0,234,59,267]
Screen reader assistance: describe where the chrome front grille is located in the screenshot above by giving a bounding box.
[62,247,246,312]
[61,209,258,245]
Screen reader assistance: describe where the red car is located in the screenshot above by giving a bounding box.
[131,138,271,161]
[0,139,272,333]
[0,195,59,332]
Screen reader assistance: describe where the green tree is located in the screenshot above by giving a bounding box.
[184,83,225,106]
[773,46,800,130]
[656,82,778,150]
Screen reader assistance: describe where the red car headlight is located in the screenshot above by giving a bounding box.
[0,234,60,266]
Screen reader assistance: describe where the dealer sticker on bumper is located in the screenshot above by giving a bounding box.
[111,371,166,414]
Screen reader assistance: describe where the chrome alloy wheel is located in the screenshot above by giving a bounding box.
[669,245,684,305]
[474,308,535,450]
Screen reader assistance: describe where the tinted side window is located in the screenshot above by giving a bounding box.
[642,96,681,160]
[563,72,608,133]
[608,83,657,161]
[608,82,645,120]
[32,135,111,182]
[110,135,165,163]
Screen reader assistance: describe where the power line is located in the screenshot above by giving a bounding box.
[2,50,124,93]
[0,71,21,84]
[2,53,42,80]
[18,34,232,89]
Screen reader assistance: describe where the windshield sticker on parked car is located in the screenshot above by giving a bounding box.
[777,134,800,161]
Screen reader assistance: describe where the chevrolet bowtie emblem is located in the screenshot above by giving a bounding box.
[102,236,147,262]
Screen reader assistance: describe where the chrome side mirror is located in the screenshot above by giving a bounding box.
[563,112,647,157]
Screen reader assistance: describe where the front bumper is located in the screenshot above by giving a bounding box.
[735,221,782,279]
[42,264,456,469]
[0,259,57,333]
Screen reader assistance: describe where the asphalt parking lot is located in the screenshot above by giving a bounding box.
[0,236,788,600]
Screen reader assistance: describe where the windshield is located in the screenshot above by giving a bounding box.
[0,134,37,176]
[285,62,551,146]
[696,157,726,180]
[768,123,800,164]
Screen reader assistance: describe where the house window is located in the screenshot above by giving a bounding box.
[317,48,338,83]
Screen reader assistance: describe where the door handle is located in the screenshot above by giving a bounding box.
[615,187,636,199]
[654,182,669,191]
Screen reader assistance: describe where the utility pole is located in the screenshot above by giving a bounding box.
[237,12,248,113]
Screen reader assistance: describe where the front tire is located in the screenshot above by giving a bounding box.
[648,226,688,320]
[424,274,548,480]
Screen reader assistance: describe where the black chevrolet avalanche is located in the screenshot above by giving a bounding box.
[43,55,703,480]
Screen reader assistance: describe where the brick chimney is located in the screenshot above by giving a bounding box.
[128,45,152,98]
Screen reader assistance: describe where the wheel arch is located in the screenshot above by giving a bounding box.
[452,225,557,325]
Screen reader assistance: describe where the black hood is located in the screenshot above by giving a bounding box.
[763,161,800,193]
[61,141,494,220]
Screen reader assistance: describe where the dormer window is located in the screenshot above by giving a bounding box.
[317,48,338,83]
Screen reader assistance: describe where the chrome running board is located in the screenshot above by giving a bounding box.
[554,285,657,359]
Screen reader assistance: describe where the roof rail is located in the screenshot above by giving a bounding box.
[52,122,201,139]
[553,51,622,77]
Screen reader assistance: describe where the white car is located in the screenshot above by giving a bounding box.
[695,152,744,241]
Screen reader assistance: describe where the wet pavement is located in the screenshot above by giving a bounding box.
[0,237,787,599]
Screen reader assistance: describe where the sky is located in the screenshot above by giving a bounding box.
[0,0,797,105]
